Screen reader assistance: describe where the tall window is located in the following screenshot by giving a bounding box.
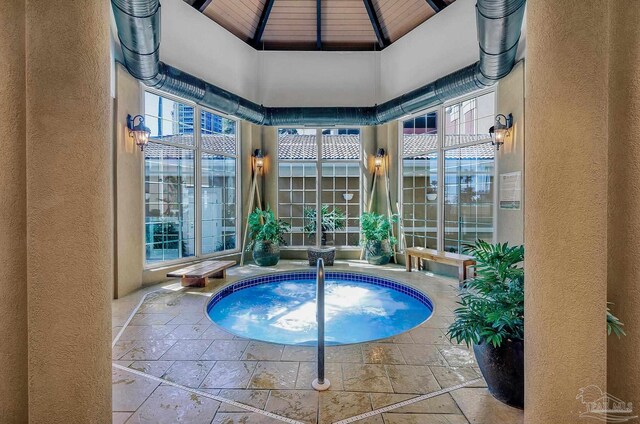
[278,128,361,248]
[144,91,239,265]
[400,90,496,254]
[402,111,439,250]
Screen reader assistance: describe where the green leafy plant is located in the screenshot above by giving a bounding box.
[447,241,524,348]
[359,212,398,246]
[448,240,626,348]
[303,205,346,245]
[246,207,290,251]
[608,303,626,338]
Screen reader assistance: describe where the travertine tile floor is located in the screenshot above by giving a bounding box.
[112,260,523,424]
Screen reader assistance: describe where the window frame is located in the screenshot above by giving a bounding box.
[398,87,498,253]
[276,127,364,250]
[142,87,241,269]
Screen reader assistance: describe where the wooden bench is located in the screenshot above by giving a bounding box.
[167,260,236,287]
[405,247,475,283]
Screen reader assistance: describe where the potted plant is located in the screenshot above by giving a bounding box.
[426,180,438,201]
[360,212,398,265]
[447,240,626,409]
[303,205,346,246]
[246,207,290,266]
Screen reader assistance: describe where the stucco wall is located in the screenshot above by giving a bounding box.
[607,0,640,410]
[525,2,608,423]
[496,60,525,246]
[0,0,27,421]
[26,0,113,421]
[114,64,144,298]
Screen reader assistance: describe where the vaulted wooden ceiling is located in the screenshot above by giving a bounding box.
[185,0,455,51]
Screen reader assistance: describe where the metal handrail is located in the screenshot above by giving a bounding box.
[312,258,330,391]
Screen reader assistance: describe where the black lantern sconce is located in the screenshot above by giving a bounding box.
[253,149,265,171]
[374,148,386,168]
[489,113,513,150]
[127,114,151,151]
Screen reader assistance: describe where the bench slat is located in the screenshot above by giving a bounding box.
[167,260,236,278]
[405,247,475,283]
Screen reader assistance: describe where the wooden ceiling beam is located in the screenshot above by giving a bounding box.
[425,0,448,13]
[362,0,388,49]
[191,0,213,13]
[316,0,322,49]
[251,0,277,47]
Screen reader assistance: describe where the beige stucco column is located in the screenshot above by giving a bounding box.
[26,1,113,422]
[525,2,608,423]
[607,1,640,410]
[0,1,28,422]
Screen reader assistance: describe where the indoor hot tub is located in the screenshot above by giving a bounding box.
[206,271,434,345]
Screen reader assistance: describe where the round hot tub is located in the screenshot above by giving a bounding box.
[206,271,433,345]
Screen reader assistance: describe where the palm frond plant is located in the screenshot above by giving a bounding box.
[607,303,626,338]
[447,240,524,348]
[246,207,290,266]
[360,212,398,265]
[303,205,346,245]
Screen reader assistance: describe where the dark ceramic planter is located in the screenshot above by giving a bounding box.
[252,240,281,266]
[473,339,524,409]
[365,240,393,265]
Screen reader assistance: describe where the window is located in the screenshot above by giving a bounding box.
[400,90,496,254]
[278,128,362,248]
[144,91,239,265]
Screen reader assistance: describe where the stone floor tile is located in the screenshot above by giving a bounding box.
[201,324,237,340]
[378,332,415,344]
[265,390,319,424]
[167,313,209,325]
[281,345,316,361]
[342,364,393,393]
[118,324,178,341]
[318,391,373,424]
[126,385,220,423]
[112,367,160,412]
[112,412,131,424]
[129,313,176,326]
[296,362,344,391]
[159,339,213,361]
[429,366,480,388]
[248,361,300,389]
[386,365,441,394]
[369,393,461,414]
[211,412,283,423]
[120,339,177,361]
[128,360,174,377]
[438,346,476,367]
[112,340,138,359]
[421,316,453,329]
[162,361,216,388]
[201,340,249,361]
[165,324,212,340]
[216,389,270,412]
[398,345,448,366]
[201,361,257,389]
[326,345,363,363]
[381,413,469,424]
[450,388,523,424]
[241,342,285,361]
[362,343,406,364]
[409,328,451,345]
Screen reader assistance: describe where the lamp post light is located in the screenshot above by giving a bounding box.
[127,114,151,151]
[374,148,385,169]
[253,148,265,171]
[489,113,513,150]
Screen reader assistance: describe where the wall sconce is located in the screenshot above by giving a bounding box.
[489,113,513,150]
[374,148,386,168]
[127,114,151,151]
[253,149,265,171]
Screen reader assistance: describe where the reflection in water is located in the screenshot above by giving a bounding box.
[209,279,432,345]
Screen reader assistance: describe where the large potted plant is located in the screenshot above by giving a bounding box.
[360,212,397,265]
[246,207,290,266]
[303,205,346,246]
[447,241,626,409]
